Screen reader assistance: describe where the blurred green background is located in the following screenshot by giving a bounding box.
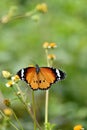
[0,0,87,130]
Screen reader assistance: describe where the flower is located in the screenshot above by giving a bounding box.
[73,125,84,130]
[11,75,20,83]
[28,64,34,67]
[2,70,11,79]
[43,42,49,49]
[47,54,56,60]
[3,99,11,107]
[3,108,12,116]
[43,42,57,49]
[36,3,47,13]
[48,42,57,49]
[6,81,15,87]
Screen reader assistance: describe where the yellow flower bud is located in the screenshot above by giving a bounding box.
[43,42,49,49]
[48,42,57,49]
[6,81,14,87]
[36,3,47,13]
[73,125,84,130]
[2,70,11,79]
[3,99,11,107]
[47,54,56,60]
[29,64,34,67]
[11,75,20,83]
[3,108,12,116]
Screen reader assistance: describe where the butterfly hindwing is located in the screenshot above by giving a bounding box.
[29,71,39,90]
[37,71,51,89]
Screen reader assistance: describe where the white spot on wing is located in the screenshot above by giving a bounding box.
[21,69,24,80]
[56,69,60,80]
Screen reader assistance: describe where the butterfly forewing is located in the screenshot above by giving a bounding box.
[25,67,36,83]
[29,72,39,90]
[24,67,39,90]
[40,67,57,83]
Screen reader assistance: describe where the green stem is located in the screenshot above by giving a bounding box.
[0,8,37,24]
[14,84,42,130]
[45,89,49,129]
[32,91,37,130]
[45,49,50,130]
[12,110,24,130]
[9,121,20,130]
[0,110,20,130]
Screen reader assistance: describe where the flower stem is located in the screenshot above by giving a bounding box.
[12,110,24,130]
[9,121,20,130]
[32,91,37,130]
[13,84,42,130]
[0,110,20,130]
[45,89,49,129]
[45,49,50,130]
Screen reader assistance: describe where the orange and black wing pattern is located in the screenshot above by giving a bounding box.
[38,67,65,89]
[17,65,66,90]
[17,67,39,90]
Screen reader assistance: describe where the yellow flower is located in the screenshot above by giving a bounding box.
[43,42,49,49]
[73,125,84,130]
[48,42,57,48]
[6,81,14,87]
[3,99,11,107]
[36,3,47,13]
[11,75,20,82]
[2,70,11,79]
[3,108,12,116]
[43,42,57,49]
[28,64,34,67]
[47,54,56,60]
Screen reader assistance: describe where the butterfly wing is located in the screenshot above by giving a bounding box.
[17,66,65,90]
[38,67,65,89]
[37,71,50,89]
[17,67,39,90]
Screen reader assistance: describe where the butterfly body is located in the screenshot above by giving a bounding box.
[36,64,40,74]
[17,64,66,90]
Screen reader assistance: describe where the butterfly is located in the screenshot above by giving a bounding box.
[17,64,66,90]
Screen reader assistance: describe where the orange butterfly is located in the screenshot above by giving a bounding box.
[17,64,66,90]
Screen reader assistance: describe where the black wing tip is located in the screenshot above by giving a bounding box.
[16,70,21,78]
[16,68,27,81]
[52,68,66,81]
[59,69,66,80]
